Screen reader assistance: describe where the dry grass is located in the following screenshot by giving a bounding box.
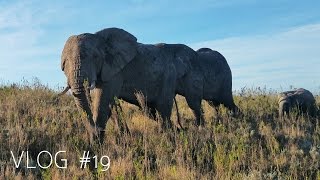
[0,81,319,179]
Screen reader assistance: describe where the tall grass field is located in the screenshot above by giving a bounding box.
[0,80,319,179]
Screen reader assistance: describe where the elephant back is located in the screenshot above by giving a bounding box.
[293,88,316,104]
[155,43,196,79]
[197,48,227,63]
[95,28,138,65]
[95,27,137,43]
[95,28,139,82]
[197,48,214,53]
[196,48,231,81]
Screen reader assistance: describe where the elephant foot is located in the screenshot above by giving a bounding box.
[97,129,106,144]
[197,125,204,131]
[195,118,205,127]
[174,124,185,133]
[86,125,105,145]
[83,123,96,144]
[175,122,184,131]
[230,105,242,118]
[161,120,173,130]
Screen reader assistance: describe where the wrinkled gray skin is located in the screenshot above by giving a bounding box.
[61,28,176,143]
[156,44,238,126]
[278,88,317,118]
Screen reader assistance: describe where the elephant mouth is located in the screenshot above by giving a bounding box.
[58,80,95,124]
[62,71,96,127]
[58,81,95,94]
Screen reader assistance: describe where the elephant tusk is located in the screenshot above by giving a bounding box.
[89,81,96,90]
[58,85,70,96]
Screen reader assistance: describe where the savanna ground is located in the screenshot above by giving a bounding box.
[0,80,319,179]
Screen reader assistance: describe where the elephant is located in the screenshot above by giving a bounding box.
[60,28,177,143]
[155,44,239,126]
[278,88,317,118]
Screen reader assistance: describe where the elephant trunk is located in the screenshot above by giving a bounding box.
[70,64,95,127]
[279,100,289,118]
[279,102,284,118]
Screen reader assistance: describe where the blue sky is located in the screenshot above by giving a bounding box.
[0,0,319,92]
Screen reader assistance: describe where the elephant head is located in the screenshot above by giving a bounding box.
[60,28,138,128]
[278,95,293,117]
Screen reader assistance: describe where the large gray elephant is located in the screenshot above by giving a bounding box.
[278,88,317,118]
[155,44,238,126]
[60,28,177,143]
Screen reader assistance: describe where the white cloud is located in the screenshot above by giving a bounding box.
[1,1,319,94]
[0,1,68,86]
[189,23,320,93]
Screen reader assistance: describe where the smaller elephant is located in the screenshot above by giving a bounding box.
[278,88,317,118]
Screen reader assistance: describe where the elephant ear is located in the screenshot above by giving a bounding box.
[287,93,299,105]
[95,28,138,82]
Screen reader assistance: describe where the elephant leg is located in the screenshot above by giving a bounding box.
[155,100,174,128]
[225,102,239,117]
[156,65,176,129]
[114,103,131,135]
[148,105,158,121]
[185,73,204,126]
[186,95,204,126]
[138,101,157,121]
[220,92,239,117]
[208,100,221,115]
[309,105,317,117]
[91,76,123,143]
[91,86,111,143]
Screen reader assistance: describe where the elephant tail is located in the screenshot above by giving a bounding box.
[174,96,184,130]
